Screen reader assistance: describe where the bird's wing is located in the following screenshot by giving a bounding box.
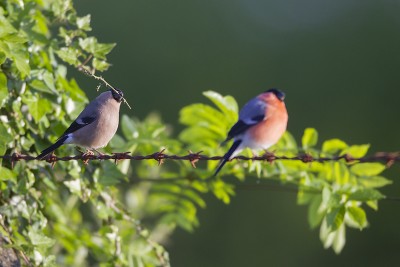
[225,98,267,140]
[61,100,100,136]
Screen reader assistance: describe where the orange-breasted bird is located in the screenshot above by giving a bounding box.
[214,89,288,176]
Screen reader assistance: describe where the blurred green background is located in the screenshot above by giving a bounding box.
[74,1,400,266]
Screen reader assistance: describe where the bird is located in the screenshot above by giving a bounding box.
[214,88,288,176]
[37,89,124,159]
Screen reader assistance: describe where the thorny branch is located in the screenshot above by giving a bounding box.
[77,61,132,109]
[1,151,400,168]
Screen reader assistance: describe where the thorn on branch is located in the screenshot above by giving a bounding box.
[81,150,95,165]
[262,151,276,163]
[187,150,203,168]
[300,153,314,163]
[153,149,166,166]
[112,152,131,165]
[10,152,21,169]
[343,154,354,163]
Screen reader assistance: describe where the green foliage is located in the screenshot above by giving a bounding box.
[0,0,395,266]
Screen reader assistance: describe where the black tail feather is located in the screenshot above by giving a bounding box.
[214,140,242,177]
[37,135,68,159]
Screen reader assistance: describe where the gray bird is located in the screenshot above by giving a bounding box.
[37,89,124,159]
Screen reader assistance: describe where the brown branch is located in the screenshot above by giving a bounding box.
[1,151,400,167]
[77,65,132,109]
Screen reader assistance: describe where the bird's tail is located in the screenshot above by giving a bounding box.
[37,135,68,159]
[214,140,242,177]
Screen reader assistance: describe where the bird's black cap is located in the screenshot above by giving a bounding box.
[111,88,124,103]
[265,88,285,101]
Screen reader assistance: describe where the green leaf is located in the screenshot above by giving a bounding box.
[341,144,370,158]
[326,206,345,232]
[64,179,82,195]
[0,166,17,182]
[308,195,324,229]
[0,51,5,64]
[23,94,52,122]
[121,115,139,140]
[332,223,346,254]
[348,188,385,201]
[358,176,392,188]
[12,47,30,76]
[56,47,80,66]
[366,200,378,211]
[333,162,350,185]
[92,58,110,71]
[347,206,367,229]
[302,128,318,149]
[0,72,8,108]
[42,71,56,92]
[322,139,348,154]
[76,15,92,31]
[211,180,235,204]
[78,37,116,59]
[28,230,55,249]
[350,163,386,176]
[0,123,13,155]
[97,161,124,186]
[203,91,238,117]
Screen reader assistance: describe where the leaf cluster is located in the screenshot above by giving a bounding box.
[0,1,394,266]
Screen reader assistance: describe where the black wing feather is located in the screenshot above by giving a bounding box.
[225,114,265,141]
[214,139,242,176]
[62,116,96,136]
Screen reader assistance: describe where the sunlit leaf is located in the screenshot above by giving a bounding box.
[326,206,345,232]
[322,139,348,155]
[302,128,318,149]
[348,188,385,201]
[358,176,392,188]
[347,206,367,229]
[341,144,370,158]
[350,163,386,177]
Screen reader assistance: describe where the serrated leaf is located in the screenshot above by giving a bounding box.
[98,161,124,186]
[78,37,115,59]
[322,139,348,154]
[29,80,54,94]
[341,144,370,158]
[350,163,386,177]
[56,47,80,66]
[0,14,17,38]
[203,91,238,118]
[348,188,385,201]
[121,115,138,140]
[0,123,12,155]
[211,179,235,204]
[366,200,378,211]
[358,176,392,188]
[333,162,350,185]
[42,71,56,92]
[12,47,30,76]
[0,166,17,182]
[28,230,55,249]
[0,72,8,108]
[332,223,346,254]
[0,51,6,64]
[23,95,51,122]
[92,58,110,71]
[64,179,82,195]
[302,128,318,149]
[308,195,324,229]
[76,14,92,31]
[347,206,367,229]
[326,206,345,232]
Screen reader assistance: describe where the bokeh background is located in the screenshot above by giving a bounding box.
[74,1,400,266]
